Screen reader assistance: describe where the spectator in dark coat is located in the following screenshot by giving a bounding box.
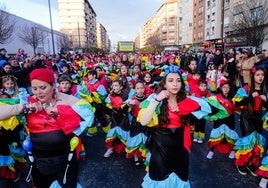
[197,51,207,80]
[213,49,224,68]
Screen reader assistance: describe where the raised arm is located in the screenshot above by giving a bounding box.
[0,104,23,120]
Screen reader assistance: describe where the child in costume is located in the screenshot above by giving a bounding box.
[126,80,148,166]
[103,78,131,158]
[85,69,109,136]
[192,80,211,144]
[143,71,157,97]
[206,79,239,159]
[206,64,217,93]
[185,58,200,95]
[185,58,201,133]
[57,74,88,160]
[233,66,268,176]
[0,75,26,185]
[138,65,200,188]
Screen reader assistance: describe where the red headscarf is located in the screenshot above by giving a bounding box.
[30,68,55,84]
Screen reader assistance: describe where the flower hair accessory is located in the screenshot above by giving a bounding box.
[164,65,181,77]
[251,67,257,73]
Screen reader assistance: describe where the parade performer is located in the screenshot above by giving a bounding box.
[85,69,109,136]
[57,74,89,160]
[233,66,268,176]
[206,79,239,159]
[0,75,27,185]
[103,78,131,158]
[0,68,94,188]
[192,80,211,144]
[138,65,200,188]
[126,80,148,166]
[143,71,157,97]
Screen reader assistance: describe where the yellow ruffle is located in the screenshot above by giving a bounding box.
[92,92,102,104]
[0,116,19,131]
[137,109,158,127]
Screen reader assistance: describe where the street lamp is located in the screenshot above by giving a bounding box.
[48,0,55,56]
[77,17,81,48]
[69,30,73,51]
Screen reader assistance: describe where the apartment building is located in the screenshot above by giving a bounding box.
[136,0,179,50]
[96,22,109,50]
[192,0,206,49]
[180,0,194,48]
[204,0,224,49]
[58,0,97,50]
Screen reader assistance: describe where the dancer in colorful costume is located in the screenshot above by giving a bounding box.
[233,67,268,177]
[85,69,109,136]
[0,68,94,188]
[126,80,148,166]
[0,75,27,186]
[103,78,131,158]
[206,79,239,159]
[137,65,201,188]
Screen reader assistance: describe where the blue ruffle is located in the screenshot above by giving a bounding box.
[72,100,95,136]
[0,155,15,166]
[9,145,26,157]
[234,131,266,150]
[49,180,82,188]
[261,156,268,166]
[209,124,239,140]
[189,96,211,119]
[126,133,147,148]
[142,172,190,188]
[106,126,130,142]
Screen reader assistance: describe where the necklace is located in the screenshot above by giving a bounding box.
[42,99,56,110]
[43,102,53,110]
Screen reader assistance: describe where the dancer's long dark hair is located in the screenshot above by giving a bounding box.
[154,72,188,127]
[247,66,266,114]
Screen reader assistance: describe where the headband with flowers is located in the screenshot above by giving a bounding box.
[163,65,181,77]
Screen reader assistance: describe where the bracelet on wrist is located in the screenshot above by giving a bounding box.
[154,98,161,102]
[22,104,28,114]
[22,103,36,114]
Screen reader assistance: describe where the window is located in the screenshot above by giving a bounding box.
[169,26,175,30]
[211,26,215,35]
[251,6,263,21]
[234,13,243,25]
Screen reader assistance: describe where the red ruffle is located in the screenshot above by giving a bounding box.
[256,169,268,178]
[208,141,233,154]
[0,167,16,180]
[126,149,142,159]
[113,142,126,154]
[57,105,81,135]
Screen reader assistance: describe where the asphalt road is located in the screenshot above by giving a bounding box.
[8,114,266,188]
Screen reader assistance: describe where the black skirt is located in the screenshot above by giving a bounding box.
[148,127,189,181]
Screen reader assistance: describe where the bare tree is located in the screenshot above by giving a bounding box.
[18,25,45,55]
[230,0,268,49]
[0,9,15,44]
[57,34,70,52]
[147,33,163,52]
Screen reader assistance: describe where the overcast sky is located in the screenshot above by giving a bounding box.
[1,0,166,46]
